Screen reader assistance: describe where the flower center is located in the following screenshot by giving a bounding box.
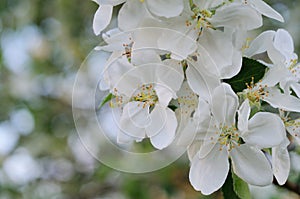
[122,41,134,63]
[186,8,214,37]
[288,59,300,78]
[240,77,269,107]
[131,84,158,108]
[217,125,240,151]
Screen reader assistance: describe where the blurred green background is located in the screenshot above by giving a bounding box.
[0,0,300,199]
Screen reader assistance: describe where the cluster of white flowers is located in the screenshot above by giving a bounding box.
[92,0,300,196]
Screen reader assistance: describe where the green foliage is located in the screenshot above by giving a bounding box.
[224,57,267,92]
[232,172,251,199]
[222,167,251,199]
[98,93,115,109]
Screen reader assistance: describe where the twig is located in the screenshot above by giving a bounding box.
[273,178,300,196]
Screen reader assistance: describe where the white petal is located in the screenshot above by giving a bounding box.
[263,87,300,112]
[119,102,149,138]
[230,144,273,186]
[290,82,300,98]
[186,65,220,102]
[273,29,295,61]
[117,130,134,144]
[237,99,250,132]
[211,4,262,30]
[243,112,285,148]
[272,138,290,185]
[189,144,229,195]
[93,5,113,35]
[251,0,284,22]
[155,84,174,107]
[146,0,183,18]
[99,0,125,6]
[244,30,275,58]
[157,28,197,60]
[131,49,161,66]
[212,83,238,125]
[175,119,197,147]
[187,140,202,161]
[148,106,177,149]
[260,66,290,87]
[118,0,146,30]
[198,30,234,78]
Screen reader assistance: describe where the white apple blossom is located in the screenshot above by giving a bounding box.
[110,59,184,149]
[90,0,298,195]
[188,83,285,195]
[245,29,300,97]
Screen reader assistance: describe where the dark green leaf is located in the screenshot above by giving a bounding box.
[232,172,251,199]
[168,104,178,111]
[222,169,240,199]
[224,57,267,92]
[98,93,115,109]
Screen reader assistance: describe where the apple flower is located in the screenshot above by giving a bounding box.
[188,83,285,195]
[110,59,184,149]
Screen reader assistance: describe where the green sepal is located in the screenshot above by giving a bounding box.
[97,93,115,109]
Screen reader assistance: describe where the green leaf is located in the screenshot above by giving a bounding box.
[224,57,267,92]
[98,93,115,109]
[221,169,240,199]
[232,172,251,199]
[222,166,251,199]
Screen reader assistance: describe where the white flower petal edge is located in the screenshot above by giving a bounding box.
[189,144,229,195]
[93,5,113,35]
[230,144,273,186]
[148,106,178,150]
[272,138,290,185]
[251,0,284,22]
[146,0,184,18]
[242,112,285,148]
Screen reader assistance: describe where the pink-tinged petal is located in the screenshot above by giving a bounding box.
[93,5,113,35]
[272,138,290,185]
[148,106,177,149]
[244,30,275,58]
[119,102,149,138]
[146,0,183,18]
[212,83,238,125]
[263,87,300,112]
[237,99,250,132]
[230,144,273,186]
[243,112,285,148]
[251,0,284,22]
[189,144,229,195]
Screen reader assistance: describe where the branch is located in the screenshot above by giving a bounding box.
[273,178,300,196]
